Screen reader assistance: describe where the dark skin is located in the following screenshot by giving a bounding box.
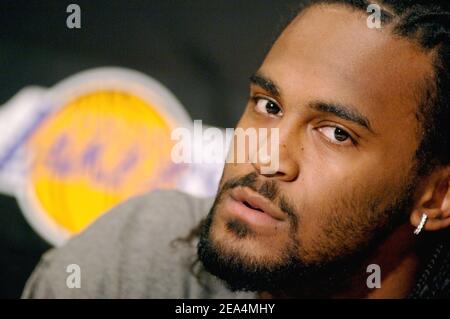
[206,4,450,298]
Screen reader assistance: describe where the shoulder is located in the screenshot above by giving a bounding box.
[22,190,216,298]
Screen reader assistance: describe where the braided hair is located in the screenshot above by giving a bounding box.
[293,0,450,298]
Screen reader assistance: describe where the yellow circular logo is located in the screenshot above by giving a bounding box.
[26,90,181,236]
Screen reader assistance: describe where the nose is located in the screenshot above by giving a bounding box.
[251,128,299,182]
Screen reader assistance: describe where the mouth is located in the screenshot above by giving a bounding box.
[221,186,285,232]
[229,187,285,221]
[242,200,264,213]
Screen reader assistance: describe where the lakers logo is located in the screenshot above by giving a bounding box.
[12,68,192,245]
[26,90,182,236]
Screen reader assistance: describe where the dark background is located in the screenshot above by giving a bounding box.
[0,0,299,298]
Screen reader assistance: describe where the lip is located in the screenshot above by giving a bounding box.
[227,187,286,224]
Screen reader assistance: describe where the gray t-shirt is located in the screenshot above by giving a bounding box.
[22,190,256,299]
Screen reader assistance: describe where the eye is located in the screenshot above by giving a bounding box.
[253,97,283,117]
[317,126,354,146]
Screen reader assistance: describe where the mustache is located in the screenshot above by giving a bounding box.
[220,172,298,227]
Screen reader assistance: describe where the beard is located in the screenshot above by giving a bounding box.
[197,171,418,297]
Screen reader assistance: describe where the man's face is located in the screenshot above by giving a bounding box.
[198,4,434,295]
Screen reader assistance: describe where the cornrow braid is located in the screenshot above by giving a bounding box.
[397,11,450,46]
[408,231,450,298]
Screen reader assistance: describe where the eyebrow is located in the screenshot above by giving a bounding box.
[249,72,374,134]
[309,101,374,134]
[249,72,281,98]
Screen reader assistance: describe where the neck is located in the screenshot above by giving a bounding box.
[337,223,419,299]
[260,223,421,299]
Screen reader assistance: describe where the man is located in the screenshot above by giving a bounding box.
[23,0,450,298]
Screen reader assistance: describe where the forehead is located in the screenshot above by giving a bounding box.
[261,4,435,134]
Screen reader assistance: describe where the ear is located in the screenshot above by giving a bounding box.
[410,167,450,232]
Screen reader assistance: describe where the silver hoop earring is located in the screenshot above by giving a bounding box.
[414,213,428,235]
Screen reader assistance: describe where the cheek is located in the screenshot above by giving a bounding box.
[290,162,410,261]
[285,180,364,263]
